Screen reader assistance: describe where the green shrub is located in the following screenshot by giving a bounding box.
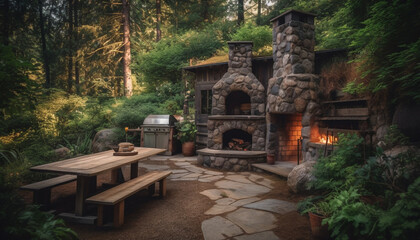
[61,132,93,157]
[231,23,272,55]
[311,133,364,191]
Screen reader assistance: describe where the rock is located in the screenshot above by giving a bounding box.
[54,147,70,158]
[294,97,307,112]
[91,128,119,153]
[201,216,243,240]
[287,161,316,193]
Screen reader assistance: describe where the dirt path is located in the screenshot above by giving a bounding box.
[21,156,312,240]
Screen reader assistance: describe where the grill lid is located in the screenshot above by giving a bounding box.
[142,114,177,126]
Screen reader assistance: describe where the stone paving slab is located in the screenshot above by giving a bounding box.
[148,155,170,161]
[230,197,261,207]
[233,231,280,240]
[168,173,190,179]
[205,204,237,215]
[185,166,204,173]
[226,208,277,234]
[174,162,191,166]
[248,174,274,189]
[215,198,236,205]
[200,189,224,200]
[171,177,198,181]
[215,180,271,200]
[170,169,189,174]
[198,175,224,183]
[225,175,253,184]
[204,170,224,176]
[243,199,297,214]
[201,216,244,240]
[138,163,170,171]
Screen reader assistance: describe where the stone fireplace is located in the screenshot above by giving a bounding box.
[266,10,321,163]
[198,41,267,171]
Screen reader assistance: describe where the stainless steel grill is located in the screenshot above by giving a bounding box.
[141,115,179,155]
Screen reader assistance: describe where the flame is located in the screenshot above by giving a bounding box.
[318,135,338,144]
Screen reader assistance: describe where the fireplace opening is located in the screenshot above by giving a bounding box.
[226,91,251,115]
[269,114,302,162]
[223,129,252,151]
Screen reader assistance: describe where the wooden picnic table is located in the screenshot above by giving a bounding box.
[30,147,165,217]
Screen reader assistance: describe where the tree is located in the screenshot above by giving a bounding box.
[238,0,244,25]
[122,0,133,97]
[156,0,161,41]
[37,0,51,88]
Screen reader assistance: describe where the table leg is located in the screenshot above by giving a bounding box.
[130,161,138,179]
[110,169,118,184]
[75,175,97,216]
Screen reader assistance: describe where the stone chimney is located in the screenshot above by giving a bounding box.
[271,10,316,78]
[267,9,318,114]
[227,41,253,75]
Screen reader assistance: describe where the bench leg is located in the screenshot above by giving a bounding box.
[97,205,104,226]
[130,162,138,179]
[159,179,167,197]
[33,189,51,208]
[113,201,124,227]
[148,183,156,196]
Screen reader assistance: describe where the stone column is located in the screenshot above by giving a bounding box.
[227,41,253,75]
[266,10,320,161]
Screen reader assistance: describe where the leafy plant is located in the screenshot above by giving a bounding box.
[230,23,272,55]
[325,188,381,240]
[62,132,93,156]
[175,119,197,143]
[384,125,410,148]
[311,133,364,191]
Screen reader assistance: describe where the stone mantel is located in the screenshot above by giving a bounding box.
[208,115,266,121]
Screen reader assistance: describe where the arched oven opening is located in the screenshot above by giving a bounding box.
[223,129,252,151]
[226,91,251,115]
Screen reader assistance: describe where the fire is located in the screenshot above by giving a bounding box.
[318,135,338,144]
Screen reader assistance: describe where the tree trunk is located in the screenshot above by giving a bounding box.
[74,0,80,94]
[257,0,261,25]
[122,0,132,97]
[67,0,74,93]
[38,0,51,88]
[156,0,161,42]
[202,0,210,23]
[238,0,244,25]
[1,0,9,45]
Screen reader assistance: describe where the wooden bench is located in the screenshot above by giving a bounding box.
[86,170,171,227]
[20,175,77,208]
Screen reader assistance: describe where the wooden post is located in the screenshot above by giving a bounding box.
[97,205,104,226]
[148,183,156,196]
[113,201,125,227]
[130,161,138,179]
[159,179,166,197]
[110,169,118,184]
[75,175,96,216]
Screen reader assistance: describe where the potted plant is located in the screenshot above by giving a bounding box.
[298,196,332,240]
[175,120,197,156]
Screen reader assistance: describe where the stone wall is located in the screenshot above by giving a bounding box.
[198,154,266,172]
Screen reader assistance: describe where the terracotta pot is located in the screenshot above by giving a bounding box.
[308,212,330,239]
[267,154,275,165]
[182,142,195,156]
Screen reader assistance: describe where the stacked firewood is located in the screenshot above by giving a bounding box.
[226,138,251,151]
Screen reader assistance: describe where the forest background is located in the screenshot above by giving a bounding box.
[0,0,419,177]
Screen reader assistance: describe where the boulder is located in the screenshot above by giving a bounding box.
[91,128,119,153]
[287,161,316,193]
[54,147,70,159]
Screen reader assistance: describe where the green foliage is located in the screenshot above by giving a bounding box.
[136,30,223,88]
[311,133,364,191]
[230,23,272,55]
[378,177,420,239]
[384,125,410,148]
[325,188,381,240]
[62,132,93,157]
[175,120,197,143]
